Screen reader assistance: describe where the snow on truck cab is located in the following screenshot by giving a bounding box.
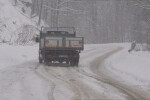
[38,27,84,66]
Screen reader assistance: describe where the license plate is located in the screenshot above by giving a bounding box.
[59,55,68,57]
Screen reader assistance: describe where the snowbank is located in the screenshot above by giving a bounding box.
[0,44,52,100]
[0,43,38,69]
[104,44,150,90]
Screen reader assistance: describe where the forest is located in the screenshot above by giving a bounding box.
[13,0,150,44]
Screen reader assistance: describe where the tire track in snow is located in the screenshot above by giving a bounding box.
[89,48,147,99]
[43,66,84,100]
[46,66,107,99]
[34,64,55,100]
[34,45,148,100]
[33,47,108,100]
[39,46,126,99]
[35,64,84,100]
[35,46,125,99]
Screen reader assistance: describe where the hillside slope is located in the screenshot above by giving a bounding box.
[0,0,38,44]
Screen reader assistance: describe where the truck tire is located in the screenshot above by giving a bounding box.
[39,52,43,63]
[47,61,52,66]
[70,60,75,66]
[75,58,79,66]
[70,58,79,66]
[66,60,69,64]
[44,59,48,65]
[75,62,79,66]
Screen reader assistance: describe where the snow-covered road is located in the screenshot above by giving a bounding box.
[0,44,150,100]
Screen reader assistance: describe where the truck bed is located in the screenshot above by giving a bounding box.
[42,37,84,50]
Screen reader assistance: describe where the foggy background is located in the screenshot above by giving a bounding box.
[2,0,150,44]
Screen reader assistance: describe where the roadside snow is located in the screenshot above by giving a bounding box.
[0,65,51,100]
[0,44,38,69]
[104,44,150,91]
[0,44,53,100]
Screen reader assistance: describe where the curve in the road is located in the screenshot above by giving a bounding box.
[89,48,148,99]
